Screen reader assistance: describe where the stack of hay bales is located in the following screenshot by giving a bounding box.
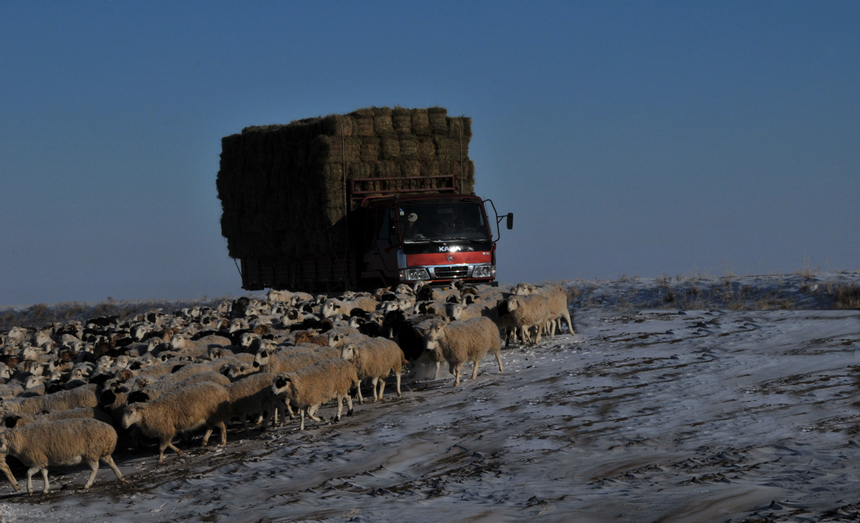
[217,107,474,260]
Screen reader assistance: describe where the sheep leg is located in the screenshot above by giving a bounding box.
[307,404,322,422]
[101,455,125,483]
[26,467,39,495]
[356,380,365,405]
[334,395,343,422]
[471,360,480,380]
[25,466,50,495]
[40,468,50,494]
[530,325,542,345]
[515,327,528,345]
[371,377,382,402]
[0,458,19,491]
[394,371,402,397]
[259,409,272,432]
[299,410,306,431]
[218,421,228,446]
[494,350,504,372]
[562,311,575,334]
[433,362,441,380]
[453,363,463,387]
[345,393,354,416]
[84,459,99,489]
[160,439,184,463]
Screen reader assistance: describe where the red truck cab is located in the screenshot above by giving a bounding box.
[358,194,503,288]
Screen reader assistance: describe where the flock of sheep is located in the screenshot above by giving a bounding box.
[0,281,573,495]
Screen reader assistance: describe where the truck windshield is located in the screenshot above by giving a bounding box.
[398,201,491,243]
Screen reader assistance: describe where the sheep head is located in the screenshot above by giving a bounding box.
[340,343,358,361]
[121,403,146,429]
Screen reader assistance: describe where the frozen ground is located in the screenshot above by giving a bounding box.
[0,272,858,522]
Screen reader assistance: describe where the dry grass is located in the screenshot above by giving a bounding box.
[830,283,860,309]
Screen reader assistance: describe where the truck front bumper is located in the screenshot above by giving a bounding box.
[399,263,495,284]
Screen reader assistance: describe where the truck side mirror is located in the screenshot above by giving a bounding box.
[506,213,514,230]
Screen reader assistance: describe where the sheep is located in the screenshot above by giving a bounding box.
[0,418,125,495]
[0,453,18,492]
[253,346,334,375]
[0,381,25,400]
[383,310,447,362]
[127,370,231,404]
[326,329,371,349]
[504,293,553,345]
[321,295,379,318]
[340,338,406,404]
[424,316,503,387]
[225,372,283,435]
[2,406,114,430]
[0,384,99,416]
[512,283,574,336]
[293,330,330,347]
[270,358,359,430]
[447,301,489,321]
[121,381,232,463]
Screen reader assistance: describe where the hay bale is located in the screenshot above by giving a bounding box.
[428,106,448,134]
[216,106,474,260]
[411,109,430,136]
[381,137,400,159]
[392,107,412,135]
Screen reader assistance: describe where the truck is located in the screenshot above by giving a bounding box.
[217,107,512,293]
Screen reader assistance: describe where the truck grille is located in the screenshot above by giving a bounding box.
[434,265,469,279]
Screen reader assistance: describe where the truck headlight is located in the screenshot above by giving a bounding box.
[400,268,430,281]
[472,265,495,278]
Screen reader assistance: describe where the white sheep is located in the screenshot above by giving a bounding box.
[0,384,99,416]
[503,293,553,345]
[270,358,359,430]
[254,346,334,375]
[121,381,232,463]
[512,282,574,336]
[321,295,379,318]
[424,316,504,387]
[2,406,114,430]
[340,337,406,403]
[128,370,231,403]
[0,418,126,495]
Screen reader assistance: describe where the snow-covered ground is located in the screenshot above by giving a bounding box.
[1,272,858,522]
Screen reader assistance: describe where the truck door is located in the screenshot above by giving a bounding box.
[362,207,399,284]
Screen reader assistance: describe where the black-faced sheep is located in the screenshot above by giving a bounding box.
[340,338,406,403]
[270,358,359,430]
[121,381,232,463]
[0,418,125,495]
[424,316,503,387]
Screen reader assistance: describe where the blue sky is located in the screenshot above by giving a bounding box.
[2,1,858,306]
